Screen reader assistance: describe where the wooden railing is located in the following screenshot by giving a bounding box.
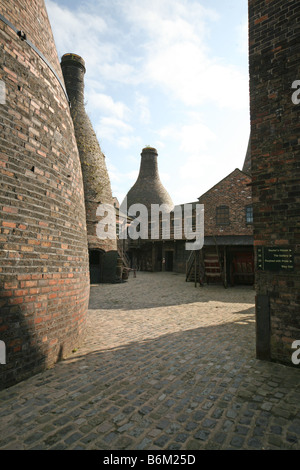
[117,239,131,268]
[185,250,204,287]
[186,251,196,282]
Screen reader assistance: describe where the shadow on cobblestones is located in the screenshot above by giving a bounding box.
[89,275,255,311]
[1,311,299,450]
[0,272,299,451]
[0,309,47,391]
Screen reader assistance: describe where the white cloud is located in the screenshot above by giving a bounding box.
[236,19,249,55]
[109,167,139,203]
[157,114,216,155]
[160,172,171,183]
[179,122,216,154]
[86,91,130,121]
[46,0,137,84]
[135,92,151,124]
[95,117,132,141]
[101,117,133,132]
[47,0,249,111]
[154,140,166,149]
[117,0,248,110]
[118,136,143,149]
[97,63,138,85]
[143,34,248,110]
[156,112,249,204]
[95,118,143,150]
[179,153,214,182]
[120,0,218,42]
[46,0,113,63]
[106,161,121,183]
[46,0,250,207]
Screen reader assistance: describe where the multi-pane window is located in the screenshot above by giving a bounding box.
[245,205,253,224]
[216,205,230,225]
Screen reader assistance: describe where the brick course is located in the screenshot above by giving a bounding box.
[198,168,253,238]
[61,54,117,283]
[0,0,89,389]
[249,0,300,364]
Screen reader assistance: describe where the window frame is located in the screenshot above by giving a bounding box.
[245,204,253,224]
[216,205,230,225]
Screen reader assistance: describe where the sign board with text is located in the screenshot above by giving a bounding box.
[257,247,294,272]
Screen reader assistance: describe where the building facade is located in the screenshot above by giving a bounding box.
[126,155,254,287]
[197,168,254,287]
[249,0,300,364]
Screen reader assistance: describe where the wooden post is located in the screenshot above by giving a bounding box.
[152,243,156,272]
[224,247,227,288]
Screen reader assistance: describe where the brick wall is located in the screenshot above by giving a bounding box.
[61,54,118,283]
[0,0,89,388]
[198,169,253,237]
[249,0,300,364]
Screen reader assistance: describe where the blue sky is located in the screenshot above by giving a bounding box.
[46,0,250,206]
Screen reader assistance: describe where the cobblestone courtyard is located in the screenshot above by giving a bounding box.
[0,271,300,450]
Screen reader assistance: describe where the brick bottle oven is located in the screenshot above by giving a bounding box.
[249,0,300,364]
[125,147,174,214]
[0,0,90,388]
[61,54,118,283]
[123,146,174,271]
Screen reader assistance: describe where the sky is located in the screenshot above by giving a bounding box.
[45,0,250,206]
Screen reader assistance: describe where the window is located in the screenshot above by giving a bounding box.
[246,205,253,224]
[216,205,230,225]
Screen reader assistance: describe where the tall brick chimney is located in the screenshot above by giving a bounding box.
[61,53,118,283]
[125,147,174,215]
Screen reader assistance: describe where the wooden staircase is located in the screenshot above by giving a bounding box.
[117,240,131,280]
[203,253,222,283]
[186,238,227,288]
[118,250,130,269]
[203,237,227,288]
[185,250,204,287]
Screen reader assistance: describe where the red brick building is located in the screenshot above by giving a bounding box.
[127,162,254,288]
[199,168,253,238]
[197,168,254,287]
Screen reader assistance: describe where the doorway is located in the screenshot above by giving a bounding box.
[89,250,103,284]
[165,250,174,272]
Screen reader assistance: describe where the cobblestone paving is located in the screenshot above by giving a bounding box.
[0,272,300,450]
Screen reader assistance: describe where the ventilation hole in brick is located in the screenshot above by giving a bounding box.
[17,85,22,91]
